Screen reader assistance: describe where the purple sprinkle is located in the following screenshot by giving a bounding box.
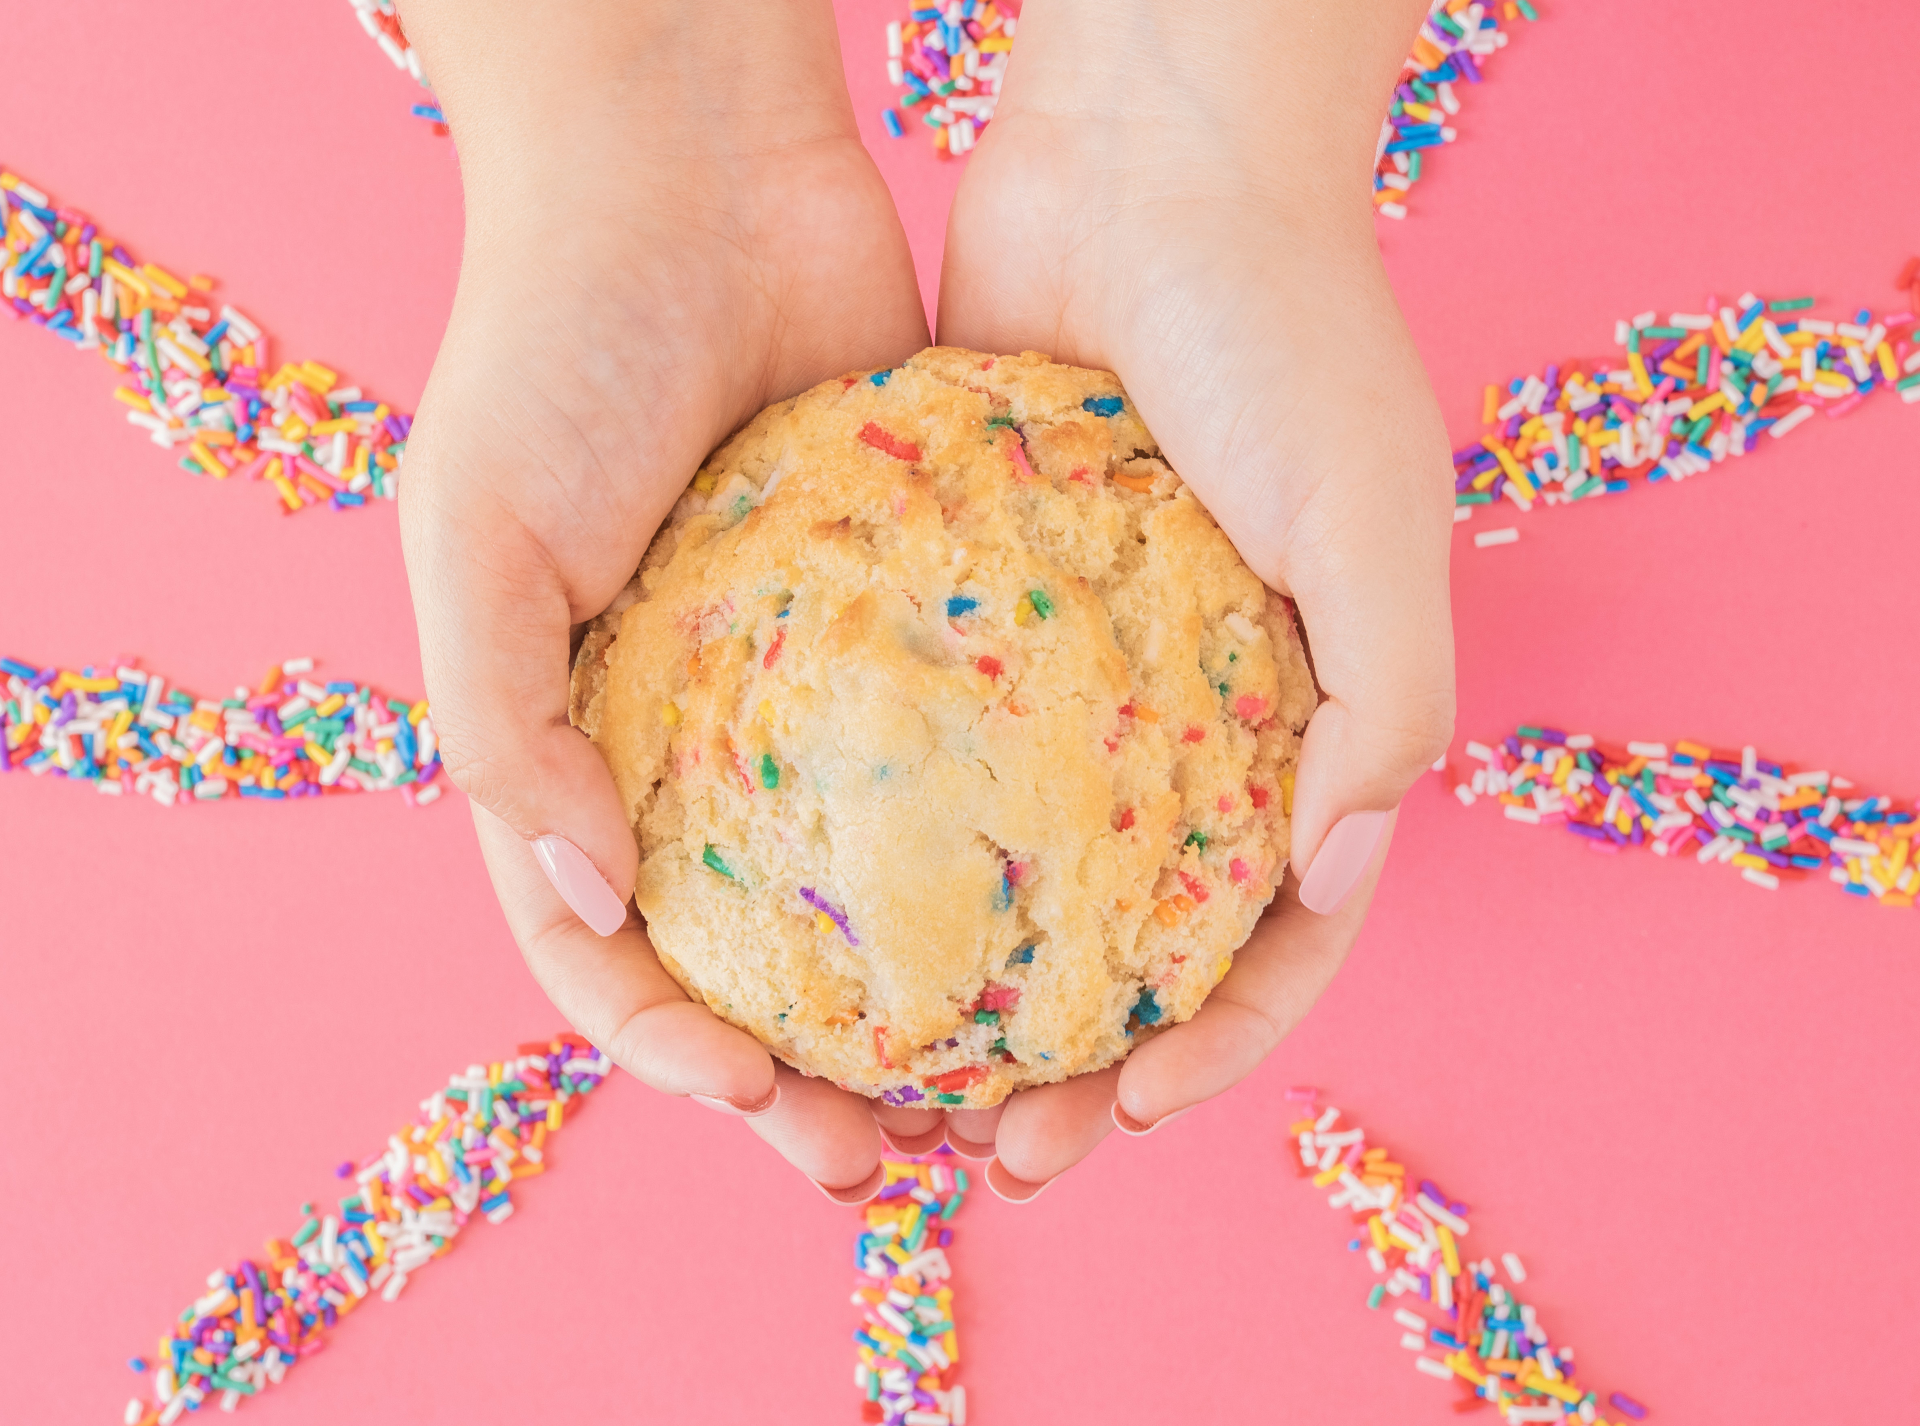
[881,1085,924,1106]
[1608,1393,1648,1421]
[334,1160,353,1178]
[799,886,858,945]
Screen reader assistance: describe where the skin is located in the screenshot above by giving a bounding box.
[398,0,1453,1201]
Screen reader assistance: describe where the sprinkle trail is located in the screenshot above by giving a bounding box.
[1,169,413,513]
[881,2,1015,158]
[1444,726,1916,906]
[1286,1087,1644,1422]
[348,0,446,130]
[1,655,441,806]
[854,1154,969,1425]
[1374,0,1537,221]
[122,1036,611,1424]
[1454,290,1917,528]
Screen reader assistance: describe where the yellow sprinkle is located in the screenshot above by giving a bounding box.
[1685,392,1727,421]
[693,470,717,495]
[140,262,188,297]
[112,387,153,414]
[307,417,355,437]
[407,699,429,726]
[758,699,775,726]
[1014,595,1033,626]
[1438,1222,1462,1277]
[282,417,309,443]
[315,693,346,717]
[300,360,339,391]
[1280,770,1296,816]
[815,911,837,935]
[942,1330,960,1363]
[660,702,681,728]
[1311,1162,1346,1188]
[1878,342,1899,381]
[1210,956,1231,985]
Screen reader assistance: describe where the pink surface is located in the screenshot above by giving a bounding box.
[3,2,1917,1423]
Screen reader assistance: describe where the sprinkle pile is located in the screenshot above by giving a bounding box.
[1,655,441,807]
[121,1036,609,1423]
[853,1154,969,1425]
[1443,726,1915,905]
[1288,1088,1647,1423]
[1454,289,1920,537]
[881,3,1015,156]
[348,0,446,130]
[1374,0,1537,220]
[1,169,413,513]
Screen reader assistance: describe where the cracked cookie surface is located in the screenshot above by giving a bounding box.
[570,348,1316,1108]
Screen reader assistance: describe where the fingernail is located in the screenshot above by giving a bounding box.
[944,1127,997,1161]
[984,1157,1053,1205]
[689,1083,780,1118]
[531,834,629,936]
[812,1163,886,1206]
[1110,1102,1194,1138]
[878,1124,948,1156]
[1297,809,1390,916]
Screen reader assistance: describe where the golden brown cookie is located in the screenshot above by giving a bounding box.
[570,348,1315,1108]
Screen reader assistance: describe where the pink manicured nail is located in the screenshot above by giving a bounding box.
[690,1083,780,1118]
[878,1123,948,1156]
[812,1164,886,1206]
[1297,809,1390,915]
[1111,1102,1194,1138]
[984,1158,1053,1205]
[531,834,628,936]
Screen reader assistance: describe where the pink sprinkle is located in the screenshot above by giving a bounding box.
[1182,726,1206,744]
[1004,860,1030,886]
[1229,858,1250,884]
[1234,694,1268,721]
[1217,794,1234,813]
[1005,436,1038,484]
[1178,871,1209,903]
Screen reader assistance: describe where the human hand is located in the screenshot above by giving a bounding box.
[396,0,931,1201]
[935,0,1455,1198]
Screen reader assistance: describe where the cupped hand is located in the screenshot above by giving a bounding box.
[397,0,936,1200]
[935,0,1455,1198]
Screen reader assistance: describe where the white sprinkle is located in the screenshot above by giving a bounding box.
[1473,527,1519,548]
[1625,741,1668,759]
[1454,784,1477,807]
[1501,1251,1528,1283]
[1768,404,1815,437]
[1400,1331,1427,1351]
[1453,505,1473,522]
[1394,1308,1428,1332]
[1504,805,1541,824]
[1414,1356,1455,1379]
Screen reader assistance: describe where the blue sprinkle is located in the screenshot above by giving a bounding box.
[1081,396,1124,417]
[1132,988,1162,1025]
[1005,944,1035,967]
[411,103,445,122]
[882,109,904,140]
[946,596,978,616]
[129,1359,148,1373]
[870,369,892,385]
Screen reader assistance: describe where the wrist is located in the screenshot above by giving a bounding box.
[401,0,860,225]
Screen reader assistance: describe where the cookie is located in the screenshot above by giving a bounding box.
[570,348,1316,1108]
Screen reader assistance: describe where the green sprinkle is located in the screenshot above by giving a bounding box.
[1769,297,1814,312]
[1367,1283,1386,1309]
[1455,491,1493,506]
[989,1037,1007,1053]
[935,1092,965,1105]
[702,844,737,879]
[1517,724,1544,738]
[941,1193,964,1218]
[973,1009,1000,1025]
[758,752,779,789]
[1184,830,1208,852]
[955,1170,970,1191]
[1642,325,1687,339]
[1028,589,1054,619]
[1217,682,1230,697]
[1516,0,1538,18]
[1227,652,1237,662]
[985,414,1016,429]
[291,1218,320,1247]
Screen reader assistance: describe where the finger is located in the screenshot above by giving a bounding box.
[986,1064,1122,1202]
[945,1104,1004,1160]
[401,469,639,936]
[873,1103,947,1156]
[1113,816,1392,1130]
[747,1064,888,1202]
[474,803,773,1105]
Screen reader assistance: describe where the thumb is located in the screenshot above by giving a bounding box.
[1282,467,1454,916]
[401,484,637,937]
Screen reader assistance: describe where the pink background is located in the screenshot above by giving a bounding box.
[3,2,1916,1422]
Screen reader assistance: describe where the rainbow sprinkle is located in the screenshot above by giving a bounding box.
[1287,1088,1646,1422]
[1374,0,1538,220]
[853,1155,968,1425]
[1442,727,1916,905]
[1,655,441,806]
[1455,293,1918,532]
[882,3,1013,157]
[1,169,413,513]
[121,1035,610,1424]
[348,0,445,129]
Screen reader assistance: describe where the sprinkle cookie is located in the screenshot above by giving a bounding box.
[570,348,1316,1107]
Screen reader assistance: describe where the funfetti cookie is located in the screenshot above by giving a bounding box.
[570,348,1317,1109]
